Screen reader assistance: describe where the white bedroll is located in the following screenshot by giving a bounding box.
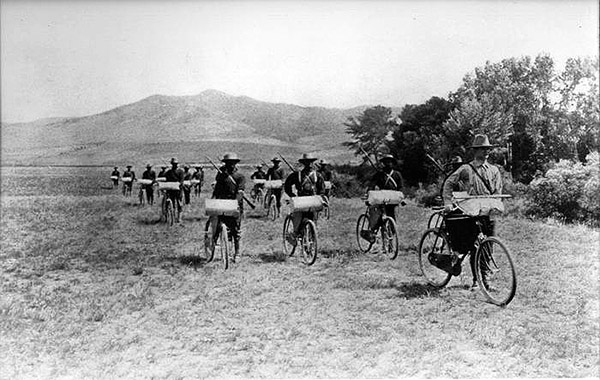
[156,177,166,182]
[121,177,133,183]
[252,179,266,185]
[324,181,332,190]
[110,176,119,180]
[205,199,240,217]
[138,179,153,186]
[367,190,404,205]
[289,195,324,212]
[453,192,511,216]
[190,179,200,185]
[158,182,181,191]
[264,180,283,189]
[183,180,192,186]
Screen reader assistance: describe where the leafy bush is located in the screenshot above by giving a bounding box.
[525,152,599,225]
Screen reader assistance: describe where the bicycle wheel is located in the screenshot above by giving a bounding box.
[381,217,399,260]
[427,211,443,229]
[268,195,277,220]
[301,220,318,266]
[282,215,297,257]
[418,228,452,287]
[322,196,330,220]
[165,200,174,227]
[475,237,516,306]
[355,213,373,253]
[139,189,145,206]
[204,219,215,262]
[219,223,230,270]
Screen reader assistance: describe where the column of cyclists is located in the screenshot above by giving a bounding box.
[109,134,517,306]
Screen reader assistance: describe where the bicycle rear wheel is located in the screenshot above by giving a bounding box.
[381,217,399,260]
[219,223,230,270]
[475,237,516,306]
[282,215,296,256]
[204,219,215,262]
[301,220,318,266]
[355,213,373,253]
[418,228,452,287]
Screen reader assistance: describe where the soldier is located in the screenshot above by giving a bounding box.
[157,165,167,180]
[284,153,325,239]
[182,165,192,205]
[317,159,334,197]
[250,164,266,202]
[141,163,156,205]
[122,165,136,196]
[211,153,246,262]
[110,166,120,188]
[360,154,404,243]
[165,158,184,222]
[266,157,285,217]
[192,165,204,196]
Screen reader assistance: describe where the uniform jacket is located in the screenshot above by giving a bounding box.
[213,166,245,200]
[284,168,325,197]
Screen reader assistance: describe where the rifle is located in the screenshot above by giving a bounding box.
[426,153,445,173]
[205,156,256,209]
[358,146,378,171]
[277,152,296,172]
[260,159,269,167]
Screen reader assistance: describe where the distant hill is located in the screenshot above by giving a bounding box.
[1,90,401,166]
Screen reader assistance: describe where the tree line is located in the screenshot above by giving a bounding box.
[344,54,599,187]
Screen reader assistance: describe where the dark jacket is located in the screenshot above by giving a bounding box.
[371,169,404,191]
[213,166,245,200]
[266,166,285,180]
[284,169,324,197]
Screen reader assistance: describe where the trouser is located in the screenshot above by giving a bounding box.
[469,216,495,283]
[368,204,397,231]
[182,185,191,205]
[292,210,317,235]
[272,188,283,210]
[112,179,119,188]
[143,185,154,204]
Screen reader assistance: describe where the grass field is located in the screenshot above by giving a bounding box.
[1,166,598,379]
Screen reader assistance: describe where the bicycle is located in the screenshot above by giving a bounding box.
[282,195,324,265]
[192,179,202,197]
[418,194,517,306]
[158,182,181,227]
[122,177,133,197]
[250,179,266,208]
[204,199,240,270]
[137,179,153,206]
[355,190,404,260]
[264,180,283,221]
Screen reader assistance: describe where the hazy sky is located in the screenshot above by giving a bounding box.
[1,0,598,123]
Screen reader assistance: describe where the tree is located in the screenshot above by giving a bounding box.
[343,106,397,161]
[388,97,454,186]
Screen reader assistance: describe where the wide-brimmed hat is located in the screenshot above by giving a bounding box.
[183,164,190,169]
[469,134,496,149]
[221,153,240,162]
[255,164,263,169]
[380,154,396,162]
[126,165,132,168]
[319,159,329,165]
[271,157,281,163]
[161,166,167,169]
[195,165,202,169]
[146,163,152,168]
[170,157,179,164]
[298,153,318,163]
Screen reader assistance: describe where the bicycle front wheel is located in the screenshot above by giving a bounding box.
[268,195,277,221]
[381,217,399,260]
[219,223,230,270]
[204,219,215,262]
[427,211,443,229]
[355,213,373,253]
[139,189,145,206]
[475,237,516,306]
[302,220,318,266]
[282,215,296,256]
[418,228,452,287]
[165,200,174,226]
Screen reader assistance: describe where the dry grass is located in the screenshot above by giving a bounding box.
[0,167,598,379]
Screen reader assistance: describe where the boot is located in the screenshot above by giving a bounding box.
[232,239,240,263]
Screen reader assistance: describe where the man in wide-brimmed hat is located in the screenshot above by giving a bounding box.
[164,158,185,222]
[360,154,405,244]
[141,163,156,205]
[211,152,246,262]
[181,164,193,205]
[284,153,325,240]
[111,166,120,188]
[122,165,136,196]
[442,134,503,288]
[266,157,286,217]
[317,159,334,198]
